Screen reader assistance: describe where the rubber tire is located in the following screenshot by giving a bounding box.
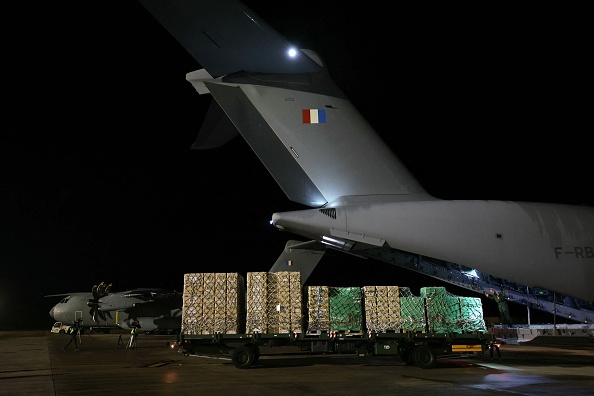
[247,344,261,364]
[232,345,256,369]
[412,345,437,369]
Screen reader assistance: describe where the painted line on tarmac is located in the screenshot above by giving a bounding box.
[189,354,231,361]
[477,362,523,371]
[142,359,180,368]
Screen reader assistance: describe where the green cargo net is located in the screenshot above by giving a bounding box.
[329,287,363,332]
[307,286,363,333]
[399,287,426,332]
[421,287,486,333]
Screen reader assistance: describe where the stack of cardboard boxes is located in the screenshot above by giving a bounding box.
[363,285,402,332]
[181,272,246,335]
[181,273,486,335]
[307,286,329,332]
[246,272,303,334]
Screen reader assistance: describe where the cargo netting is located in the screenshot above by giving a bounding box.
[364,286,409,332]
[181,273,487,335]
[181,273,246,335]
[421,286,487,333]
[307,286,363,333]
[246,272,303,334]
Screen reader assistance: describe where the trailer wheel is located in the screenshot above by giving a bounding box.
[412,346,436,369]
[247,343,261,364]
[232,346,257,369]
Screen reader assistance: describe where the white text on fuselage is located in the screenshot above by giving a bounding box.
[554,247,594,259]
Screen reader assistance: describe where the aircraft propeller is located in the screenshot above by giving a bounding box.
[87,282,113,324]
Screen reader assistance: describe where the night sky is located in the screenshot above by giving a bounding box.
[2,2,592,329]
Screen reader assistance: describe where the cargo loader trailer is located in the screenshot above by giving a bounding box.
[178,273,496,368]
[173,330,496,369]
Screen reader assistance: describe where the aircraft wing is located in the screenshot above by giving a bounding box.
[44,292,90,298]
[98,288,181,311]
[122,289,181,302]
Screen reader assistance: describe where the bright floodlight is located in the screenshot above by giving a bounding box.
[287,48,297,57]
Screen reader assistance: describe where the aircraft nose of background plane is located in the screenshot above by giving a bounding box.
[49,306,55,319]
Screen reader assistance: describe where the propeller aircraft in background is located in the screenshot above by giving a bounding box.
[46,282,182,334]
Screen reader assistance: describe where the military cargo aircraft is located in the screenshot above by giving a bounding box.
[137,0,594,304]
[46,282,182,334]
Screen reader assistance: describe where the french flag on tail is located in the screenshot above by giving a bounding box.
[302,108,326,124]
[287,260,294,267]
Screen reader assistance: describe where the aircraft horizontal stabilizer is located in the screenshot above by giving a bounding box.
[138,0,322,78]
[186,69,213,95]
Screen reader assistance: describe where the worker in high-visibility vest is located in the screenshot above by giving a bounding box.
[63,320,80,351]
[127,320,141,349]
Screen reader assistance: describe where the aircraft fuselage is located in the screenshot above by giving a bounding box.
[272,200,594,302]
[48,292,182,332]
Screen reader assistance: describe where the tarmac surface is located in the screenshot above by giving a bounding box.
[1,330,594,395]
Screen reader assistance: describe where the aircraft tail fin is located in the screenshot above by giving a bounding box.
[139,0,431,207]
[269,240,326,286]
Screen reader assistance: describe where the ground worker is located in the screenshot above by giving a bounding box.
[127,320,141,350]
[63,320,80,351]
[486,289,513,326]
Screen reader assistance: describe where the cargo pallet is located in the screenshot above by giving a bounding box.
[174,330,496,369]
